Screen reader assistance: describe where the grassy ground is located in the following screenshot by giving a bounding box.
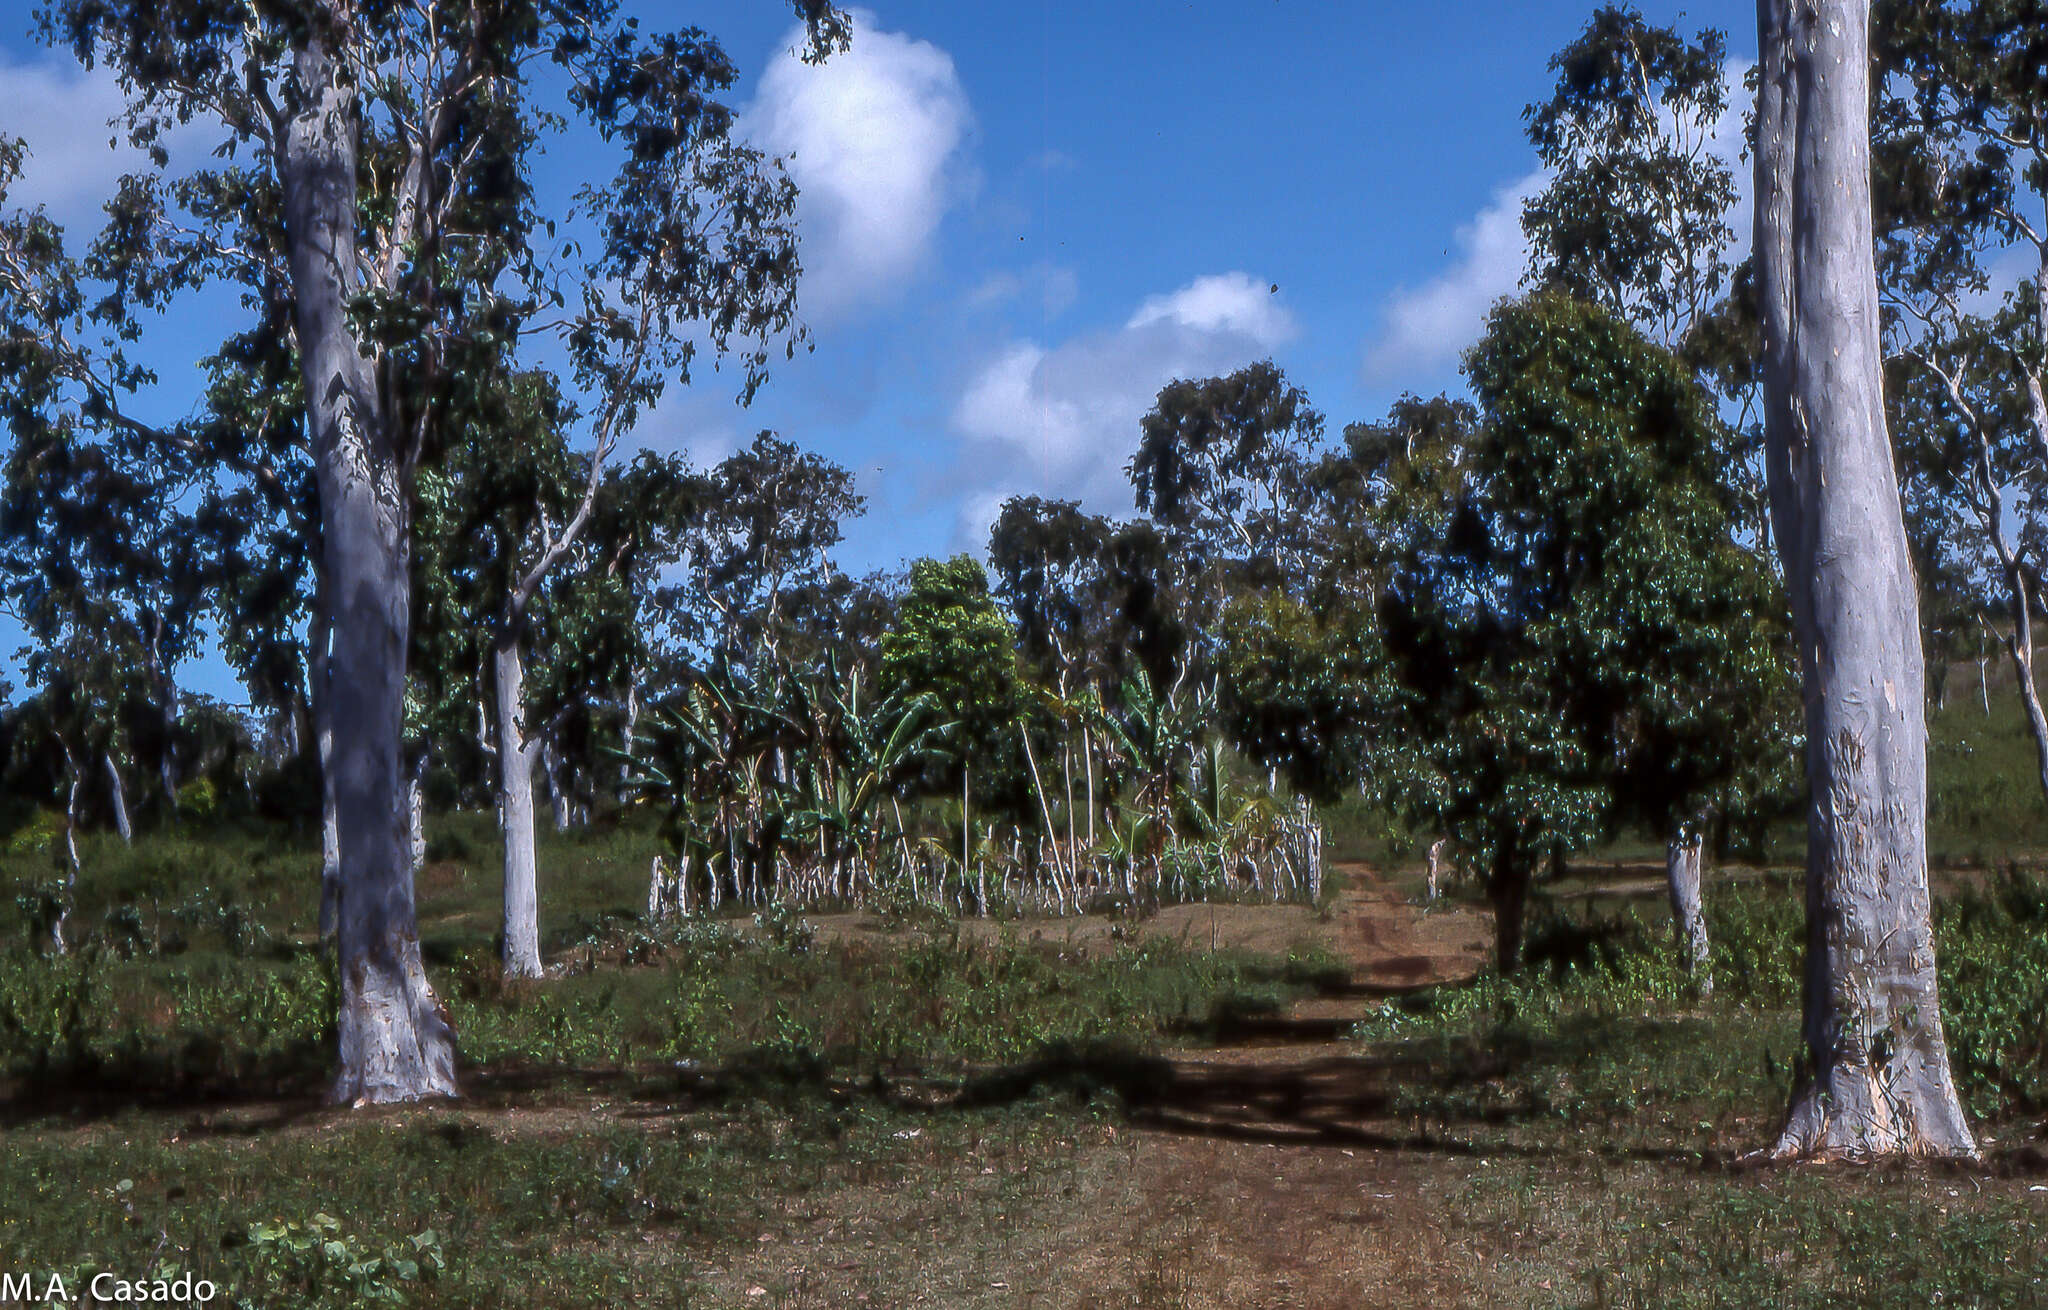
[6,694,2048,1306]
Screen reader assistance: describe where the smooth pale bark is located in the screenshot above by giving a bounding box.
[493,637,545,978]
[103,752,132,845]
[52,762,82,955]
[284,26,454,1104]
[620,677,641,802]
[1999,571,2048,804]
[1665,828,1711,997]
[1755,0,1972,1158]
[408,772,427,873]
[309,589,342,941]
[1426,838,1448,902]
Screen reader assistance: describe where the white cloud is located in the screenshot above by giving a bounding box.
[1361,170,1545,385]
[0,50,227,238]
[1128,271,1295,343]
[0,52,148,228]
[1362,57,1755,387]
[948,272,1297,549]
[741,11,971,320]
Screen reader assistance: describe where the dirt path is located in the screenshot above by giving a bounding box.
[1050,864,1503,1308]
[687,863,1510,1309]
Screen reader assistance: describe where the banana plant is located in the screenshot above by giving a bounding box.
[783,664,951,893]
[1089,665,1215,851]
[624,669,803,906]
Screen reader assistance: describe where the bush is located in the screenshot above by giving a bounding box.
[233,1213,442,1308]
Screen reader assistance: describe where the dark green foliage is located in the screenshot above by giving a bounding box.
[1382,293,1796,967]
[1216,592,1392,803]
[880,556,1021,801]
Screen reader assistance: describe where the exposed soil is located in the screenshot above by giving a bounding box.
[685,863,1509,1308]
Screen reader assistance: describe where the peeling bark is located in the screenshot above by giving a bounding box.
[285,21,454,1104]
[1665,826,1710,996]
[1755,0,1972,1158]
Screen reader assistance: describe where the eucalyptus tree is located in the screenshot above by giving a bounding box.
[1128,361,1323,601]
[1754,0,1975,1158]
[1522,5,1737,351]
[1522,7,1772,546]
[0,346,212,828]
[410,372,623,973]
[1870,0,2048,801]
[662,432,866,674]
[4,619,155,949]
[0,0,847,1104]
[987,495,1114,688]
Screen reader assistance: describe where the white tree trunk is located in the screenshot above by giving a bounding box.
[2000,572,2048,805]
[1082,724,1097,849]
[285,22,455,1104]
[546,741,572,833]
[408,770,427,873]
[1755,0,1972,1158]
[494,637,545,978]
[52,767,82,955]
[620,676,641,801]
[310,597,342,942]
[103,751,132,845]
[1665,827,1711,996]
[1426,838,1447,901]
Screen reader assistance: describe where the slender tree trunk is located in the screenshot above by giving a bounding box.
[621,675,642,801]
[52,762,82,955]
[1082,723,1097,848]
[284,23,455,1104]
[1754,0,1972,1158]
[1487,846,1528,973]
[493,635,545,979]
[544,740,570,833]
[103,751,132,845]
[1020,729,1069,893]
[2000,571,2048,805]
[1665,825,1711,997]
[1980,656,1991,715]
[408,769,427,873]
[1062,743,1077,880]
[159,681,179,812]
[311,601,341,942]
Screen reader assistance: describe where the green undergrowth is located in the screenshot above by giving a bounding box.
[1467,1155,2048,1309]
[0,920,1319,1103]
[0,1094,1101,1309]
[1354,868,2048,1140]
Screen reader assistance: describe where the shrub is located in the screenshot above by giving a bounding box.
[232,1214,443,1308]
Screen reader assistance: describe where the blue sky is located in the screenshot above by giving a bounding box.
[0,1,1758,702]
